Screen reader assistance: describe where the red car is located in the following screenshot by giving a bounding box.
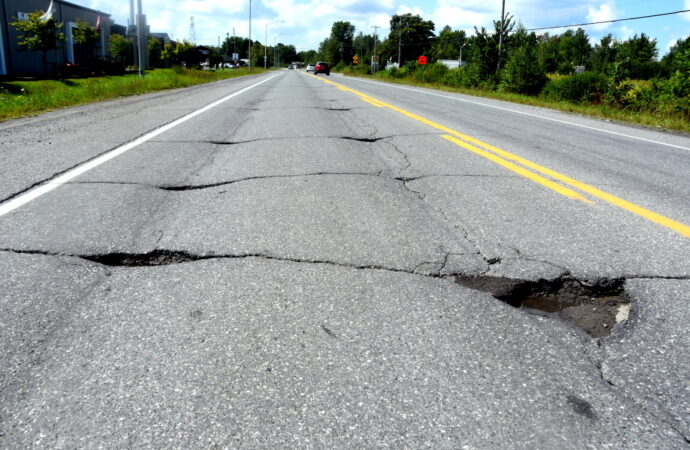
[314,61,330,76]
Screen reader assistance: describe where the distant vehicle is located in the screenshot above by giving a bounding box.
[314,62,330,76]
[306,64,315,72]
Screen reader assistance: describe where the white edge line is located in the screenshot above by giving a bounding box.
[346,77,690,152]
[0,74,280,217]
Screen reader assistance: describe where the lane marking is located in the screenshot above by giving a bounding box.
[442,135,591,203]
[0,74,281,218]
[343,76,690,152]
[359,97,385,108]
[306,73,690,237]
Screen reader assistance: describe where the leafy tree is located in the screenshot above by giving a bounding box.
[431,26,466,61]
[148,37,163,67]
[11,11,65,73]
[72,19,98,45]
[661,36,690,75]
[297,49,318,64]
[464,14,514,78]
[318,21,355,65]
[500,44,547,94]
[590,34,616,74]
[613,33,660,79]
[379,14,435,65]
[109,34,132,65]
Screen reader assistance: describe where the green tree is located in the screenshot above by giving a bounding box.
[379,14,435,65]
[590,34,616,74]
[500,44,547,94]
[431,26,466,61]
[148,37,163,67]
[11,11,65,74]
[661,36,690,76]
[72,19,98,45]
[109,34,132,65]
[613,33,660,79]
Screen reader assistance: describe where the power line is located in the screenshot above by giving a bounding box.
[526,9,690,31]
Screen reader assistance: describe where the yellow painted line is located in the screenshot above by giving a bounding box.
[442,135,591,203]
[305,73,690,237]
[360,97,385,108]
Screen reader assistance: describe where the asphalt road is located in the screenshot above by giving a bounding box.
[1,69,688,448]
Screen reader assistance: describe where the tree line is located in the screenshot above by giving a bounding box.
[313,13,689,119]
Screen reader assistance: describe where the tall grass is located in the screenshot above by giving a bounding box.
[0,68,266,121]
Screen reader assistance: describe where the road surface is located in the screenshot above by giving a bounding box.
[1,70,688,448]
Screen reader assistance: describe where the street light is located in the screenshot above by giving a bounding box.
[265,20,283,69]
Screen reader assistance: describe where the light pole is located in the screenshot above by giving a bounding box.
[248,0,251,71]
[136,0,144,77]
[371,25,380,74]
[397,17,403,66]
[264,20,283,69]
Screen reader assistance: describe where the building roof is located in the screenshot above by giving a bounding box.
[57,0,112,17]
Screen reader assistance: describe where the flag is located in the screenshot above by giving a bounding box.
[39,0,55,22]
[96,15,102,32]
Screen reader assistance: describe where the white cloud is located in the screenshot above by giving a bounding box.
[587,1,616,31]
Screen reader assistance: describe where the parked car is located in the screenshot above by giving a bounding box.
[306,64,315,72]
[314,62,330,76]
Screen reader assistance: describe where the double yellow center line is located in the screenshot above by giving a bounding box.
[309,74,690,238]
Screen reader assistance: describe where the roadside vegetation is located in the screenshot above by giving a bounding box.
[0,68,265,122]
[312,16,690,134]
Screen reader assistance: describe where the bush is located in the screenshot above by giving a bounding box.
[542,71,610,103]
[440,64,484,89]
[333,61,346,72]
[499,46,548,95]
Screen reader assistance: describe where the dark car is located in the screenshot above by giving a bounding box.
[314,61,330,76]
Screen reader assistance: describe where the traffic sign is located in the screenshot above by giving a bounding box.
[418,55,427,65]
[352,55,359,65]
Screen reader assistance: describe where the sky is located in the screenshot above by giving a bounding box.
[73,0,689,55]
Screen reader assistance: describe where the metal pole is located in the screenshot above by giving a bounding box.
[497,0,505,72]
[397,17,402,65]
[248,0,251,71]
[371,25,379,75]
[137,0,144,77]
[264,23,267,69]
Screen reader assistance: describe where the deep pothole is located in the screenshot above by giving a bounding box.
[452,275,630,338]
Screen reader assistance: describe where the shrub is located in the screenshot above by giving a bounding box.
[542,71,610,103]
[499,46,548,95]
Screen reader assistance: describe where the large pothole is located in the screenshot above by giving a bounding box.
[452,275,630,338]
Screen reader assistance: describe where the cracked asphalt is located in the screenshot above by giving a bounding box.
[1,70,689,448]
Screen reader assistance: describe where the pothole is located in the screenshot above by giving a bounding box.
[452,275,630,338]
[82,250,207,266]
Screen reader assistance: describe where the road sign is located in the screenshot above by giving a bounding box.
[418,56,427,65]
[352,55,359,65]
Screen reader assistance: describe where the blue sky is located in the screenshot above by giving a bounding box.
[76,0,689,55]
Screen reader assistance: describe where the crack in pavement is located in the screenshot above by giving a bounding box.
[65,172,521,192]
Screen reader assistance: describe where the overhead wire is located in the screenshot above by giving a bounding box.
[526,9,690,31]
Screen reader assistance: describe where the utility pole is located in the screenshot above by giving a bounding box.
[264,22,267,69]
[248,0,252,71]
[397,17,402,66]
[497,0,505,72]
[371,25,380,75]
[136,0,144,77]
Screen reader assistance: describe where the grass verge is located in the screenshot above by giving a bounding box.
[343,71,690,134]
[0,68,268,122]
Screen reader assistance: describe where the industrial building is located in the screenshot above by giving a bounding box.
[0,0,112,76]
